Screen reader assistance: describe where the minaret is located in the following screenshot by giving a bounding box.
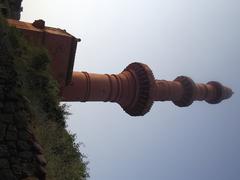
[6,19,233,116]
[61,62,233,116]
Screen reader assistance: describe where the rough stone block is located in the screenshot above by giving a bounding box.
[7,142,17,150]
[0,169,18,180]
[9,149,18,156]
[3,102,15,113]
[11,164,22,176]
[0,114,14,124]
[21,163,35,177]
[5,91,18,101]
[6,131,17,141]
[18,130,31,141]
[8,125,17,132]
[0,123,7,141]
[16,101,25,110]
[19,151,33,162]
[17,140,32,151]
[0,92,4,100]
[0,102,4,108]
[0,158,10,169]
[0,145,10,157]
[10,157,20,165]
[14,113,28,129]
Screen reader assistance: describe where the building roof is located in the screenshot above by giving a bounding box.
[7,19,80,86]
[7,19,76,37]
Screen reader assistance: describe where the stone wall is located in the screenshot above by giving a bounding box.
[0,57,46,179]
[0,0,23,20]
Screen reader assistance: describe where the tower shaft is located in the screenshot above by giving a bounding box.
[62,71,136,107]
[153,80,232,103]
[61,62,233,116]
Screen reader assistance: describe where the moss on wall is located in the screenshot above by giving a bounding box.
[0,16,88,179]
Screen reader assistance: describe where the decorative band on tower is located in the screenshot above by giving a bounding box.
[121,63,155,116]
[206,81,225,104]
[173,76,196,107]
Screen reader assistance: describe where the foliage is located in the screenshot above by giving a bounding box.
[0,16,89,179]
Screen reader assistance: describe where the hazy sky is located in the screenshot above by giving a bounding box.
[22,0,240,180]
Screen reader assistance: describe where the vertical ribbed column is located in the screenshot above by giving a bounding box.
[61,71,137,107]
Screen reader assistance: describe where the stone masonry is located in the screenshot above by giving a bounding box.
[0,60,46,179]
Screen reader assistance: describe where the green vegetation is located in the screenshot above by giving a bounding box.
[0,15,89,179]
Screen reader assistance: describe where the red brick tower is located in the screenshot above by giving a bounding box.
[62,62,233,116]
[8,19,233,116]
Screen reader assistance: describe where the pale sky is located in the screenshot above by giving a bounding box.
[22,0,240,180]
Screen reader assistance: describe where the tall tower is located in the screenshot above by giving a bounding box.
[62,62,233,116]
[7,19,233,116]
